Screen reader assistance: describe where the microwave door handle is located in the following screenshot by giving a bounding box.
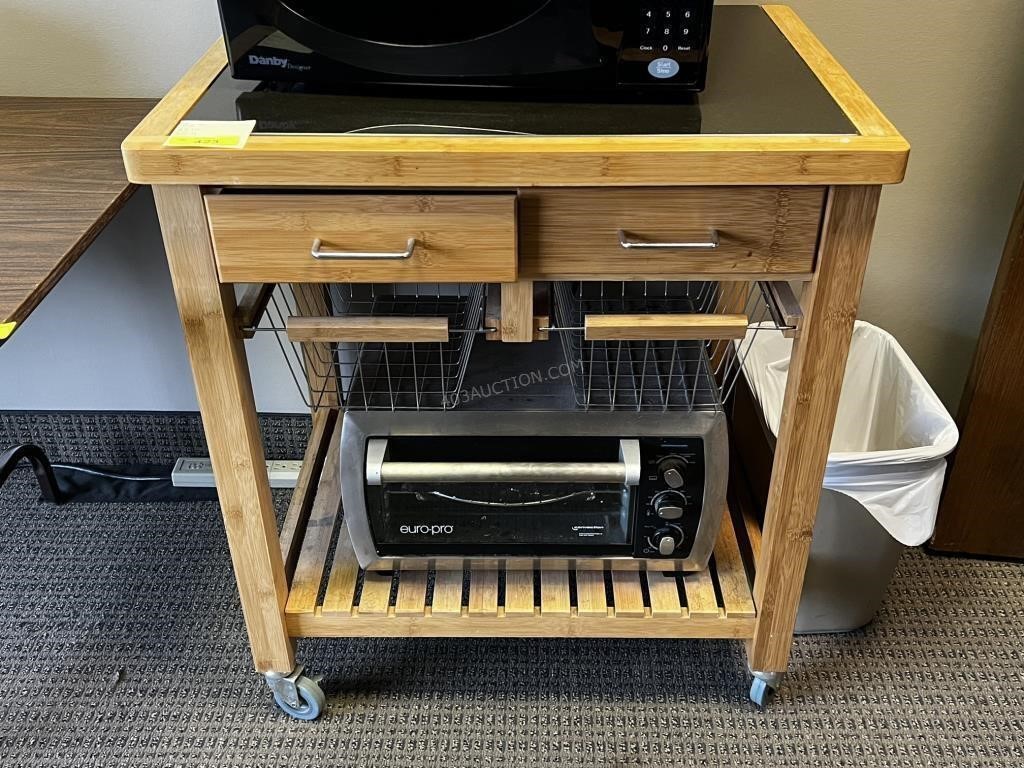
[366,439,641,486]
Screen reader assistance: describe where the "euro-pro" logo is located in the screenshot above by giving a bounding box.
[400,524,454,535]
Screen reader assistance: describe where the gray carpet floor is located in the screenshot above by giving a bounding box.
[1,473,1022,767]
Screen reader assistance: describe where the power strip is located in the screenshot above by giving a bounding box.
[171,457,303,489]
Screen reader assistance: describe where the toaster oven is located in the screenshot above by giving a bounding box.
[341,411,728,571]
[250,279,799,572]
[216,0,715,97]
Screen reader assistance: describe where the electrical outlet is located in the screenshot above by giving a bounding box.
[172,457,302,489]
[267,460,303,488]
[172,457,215,487]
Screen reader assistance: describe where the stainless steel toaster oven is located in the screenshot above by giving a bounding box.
[340,411,728,571]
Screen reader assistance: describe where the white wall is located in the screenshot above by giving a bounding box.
[1,1,222,98]
[3,1,1024,411]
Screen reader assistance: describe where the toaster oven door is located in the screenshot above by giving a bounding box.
[363,436,641,557]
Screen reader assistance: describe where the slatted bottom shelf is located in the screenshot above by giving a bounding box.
[281,422,757,639]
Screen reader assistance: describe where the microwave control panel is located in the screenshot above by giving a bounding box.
[617,2,713,86]
[633,437,708,558]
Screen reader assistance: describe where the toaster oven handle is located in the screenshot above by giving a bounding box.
[617,229,720,250]
[311,237,418,260]
[366,439,641,486]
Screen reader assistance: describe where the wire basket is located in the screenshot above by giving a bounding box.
[551,280,799,412]
[249,283,487,410]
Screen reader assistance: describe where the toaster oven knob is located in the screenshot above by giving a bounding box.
[653,490,688,520]
[657,457,688,489]
[652,526,684,556]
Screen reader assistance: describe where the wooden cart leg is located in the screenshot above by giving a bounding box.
[153,185,295,676]
[746,186,882,681]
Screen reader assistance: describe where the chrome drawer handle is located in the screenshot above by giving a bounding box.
[618,229,720,250]
[310,237,417,260]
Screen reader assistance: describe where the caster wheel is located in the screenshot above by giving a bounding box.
[749,677,777,707]
[272,675,325,721]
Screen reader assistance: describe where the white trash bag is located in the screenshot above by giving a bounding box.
[739,321,959,546]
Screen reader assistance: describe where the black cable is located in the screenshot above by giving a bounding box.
[0,444,63,503]
[7,463,170,482]
[51,464,169,482]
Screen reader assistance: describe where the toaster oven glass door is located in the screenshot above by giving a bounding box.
[365,436,639,556]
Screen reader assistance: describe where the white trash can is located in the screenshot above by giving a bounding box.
[735,321,959,633]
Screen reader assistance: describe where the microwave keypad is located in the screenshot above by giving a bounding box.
[638,5,703,55]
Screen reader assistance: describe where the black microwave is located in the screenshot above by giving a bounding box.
[216,0,715,99]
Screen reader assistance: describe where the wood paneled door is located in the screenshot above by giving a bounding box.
[932,182,1024,558]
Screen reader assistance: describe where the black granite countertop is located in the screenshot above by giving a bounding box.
[186,7,855,137]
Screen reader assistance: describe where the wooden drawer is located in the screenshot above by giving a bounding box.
[519,187,825,279]
[205,194,518,283]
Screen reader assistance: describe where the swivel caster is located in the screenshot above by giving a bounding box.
[749,670,784,707]
[265,665,325,721]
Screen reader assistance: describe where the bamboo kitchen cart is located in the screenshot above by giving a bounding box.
[122,5,908,718]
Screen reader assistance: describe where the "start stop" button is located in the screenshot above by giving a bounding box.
[647,57,680,79]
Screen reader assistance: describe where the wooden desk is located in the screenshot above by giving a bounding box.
[0,97,156,343]
[123,4,907,717]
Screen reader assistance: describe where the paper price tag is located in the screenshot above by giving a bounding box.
[0,321,17,340]
[165,120,256,149]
